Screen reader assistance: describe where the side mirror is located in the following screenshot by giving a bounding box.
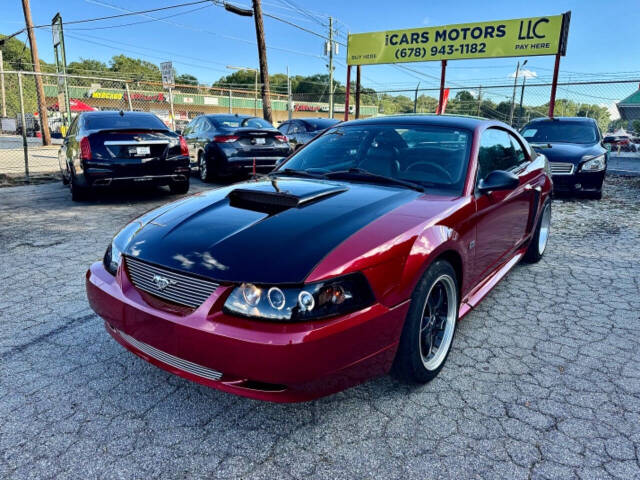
[477,170,519,193]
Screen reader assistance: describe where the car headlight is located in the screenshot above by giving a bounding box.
[223,273,375,322]
[103,221,142,275]
[580,154,605,172]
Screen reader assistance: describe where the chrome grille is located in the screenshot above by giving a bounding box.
[125,256,219,308]
[550,162,574,175]
[117,329,223,381]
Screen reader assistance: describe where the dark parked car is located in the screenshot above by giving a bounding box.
[521,117,607,199]
[278,117,340,150]
[59,111,190,201]
[87,114,552,402]
[603,135,636,152]
[182,114,292,182]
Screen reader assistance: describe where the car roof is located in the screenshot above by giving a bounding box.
[82,111,156,117]
[205,114,253,119]
[526,116,597,124]
[343,113,502,130]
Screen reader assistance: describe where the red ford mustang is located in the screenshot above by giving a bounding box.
[86,115,552,402]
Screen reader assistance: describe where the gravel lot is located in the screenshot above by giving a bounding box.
[1,175,640,480]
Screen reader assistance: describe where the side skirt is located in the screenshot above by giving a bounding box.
[458,247,526,320]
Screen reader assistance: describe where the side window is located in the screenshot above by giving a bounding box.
[183,118,197,135]
[67,116,79,138]
[477,128,519,180]
[279,122,290,134]
[200,118,211,132]
[510,135,527,166]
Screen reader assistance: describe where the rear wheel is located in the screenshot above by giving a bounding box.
[198,152,212,182]
[393,260,458,383]
[70,174,88,202]
[169,179,190,194]
[524,201,551,263]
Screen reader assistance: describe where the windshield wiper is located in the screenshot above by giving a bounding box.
[323,168,425,192]
[268,168,324,179]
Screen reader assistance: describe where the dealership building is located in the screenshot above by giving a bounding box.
[43,83,377,126]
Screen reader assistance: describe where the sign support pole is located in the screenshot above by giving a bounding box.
[355,65,361,119]
[344,65,351,121]
[438,60,447,115]
[17,72,29,182]
[548,54,561,118]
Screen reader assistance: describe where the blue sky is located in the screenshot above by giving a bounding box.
[2,0,639,95]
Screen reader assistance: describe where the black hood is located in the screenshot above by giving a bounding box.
[123,178,420,284]
[532,142,604,164]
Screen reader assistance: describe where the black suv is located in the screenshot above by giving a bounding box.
[521,117,607,199]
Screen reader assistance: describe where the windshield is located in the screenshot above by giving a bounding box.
[84,113,167,130]
[279,124,472,195]
[521,122,598,144]
[212,116,273,129]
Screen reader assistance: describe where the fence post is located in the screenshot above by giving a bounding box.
[0,50,6,118]
[124,83,133,111]
[17,72,29,182]
[168,87,175,131]
[228,88,232,113]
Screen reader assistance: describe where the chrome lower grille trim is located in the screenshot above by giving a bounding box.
[125,256,219,308]
[117,329,223,381]
[550,162,575,175]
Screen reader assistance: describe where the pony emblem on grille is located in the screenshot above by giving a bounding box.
[151,274,177,291]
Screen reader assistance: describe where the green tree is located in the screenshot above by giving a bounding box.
[109,55,161,81]
[632,120,640,134]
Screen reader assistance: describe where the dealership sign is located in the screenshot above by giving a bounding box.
[347,15,568,65]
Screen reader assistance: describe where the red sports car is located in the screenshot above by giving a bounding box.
[87,115,552,402]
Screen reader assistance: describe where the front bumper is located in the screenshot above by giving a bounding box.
[86,262,408,402]
[552,169,605,193]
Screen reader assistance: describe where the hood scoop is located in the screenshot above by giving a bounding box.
[228,181,347,214]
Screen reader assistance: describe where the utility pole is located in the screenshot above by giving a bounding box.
[413,82,420,114]
[0,50,6,117]
[21,0,51,145]
[328,16,334,119]
[252,0,272,123]
[509,59,526,126]
[477,86,482,116]
[518,77,527,128]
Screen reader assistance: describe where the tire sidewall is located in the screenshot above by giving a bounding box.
[393,260,459,383]
[198,152,208,181]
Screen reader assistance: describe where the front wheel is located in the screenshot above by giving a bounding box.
[523,200,551,263]
[393,260,458,383]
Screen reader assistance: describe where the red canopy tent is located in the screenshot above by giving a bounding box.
[50,99,96,112]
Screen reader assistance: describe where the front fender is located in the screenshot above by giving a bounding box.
[380,225,468,307]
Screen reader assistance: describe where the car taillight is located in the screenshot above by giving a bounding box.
[80,137,91,160]
[179,135,189,156]
[213,135,239,143]
[275,134,288,143]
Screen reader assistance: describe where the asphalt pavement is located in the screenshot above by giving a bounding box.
[1,175,640,479]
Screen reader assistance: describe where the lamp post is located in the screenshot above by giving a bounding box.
[227,66,258,117]
[509,59,527,126]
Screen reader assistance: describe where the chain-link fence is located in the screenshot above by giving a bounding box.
[1,70,639,179]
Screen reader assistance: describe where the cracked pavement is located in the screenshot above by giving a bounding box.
[1,175,640,479]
